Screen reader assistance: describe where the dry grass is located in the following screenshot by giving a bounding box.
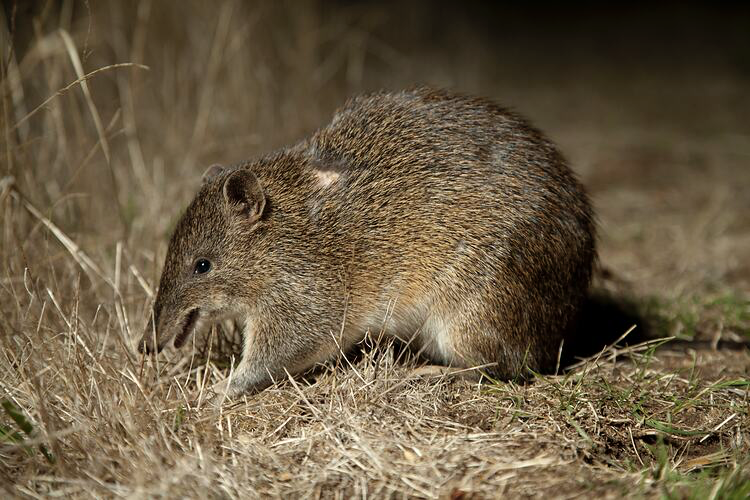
[1,2,749,498]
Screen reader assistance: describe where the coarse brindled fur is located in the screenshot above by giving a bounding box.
[138,88,596,397]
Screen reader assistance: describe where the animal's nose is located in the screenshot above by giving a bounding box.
[138,333,166,354]
[139,319,160,354]
[138,335,152,354]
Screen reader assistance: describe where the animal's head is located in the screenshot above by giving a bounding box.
[138,165,269,354]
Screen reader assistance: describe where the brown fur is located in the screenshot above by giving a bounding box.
[138,88,596,397]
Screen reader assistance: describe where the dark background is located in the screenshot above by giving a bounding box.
[3,1,749,303]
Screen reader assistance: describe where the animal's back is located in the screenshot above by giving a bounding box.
[304,88,595,375]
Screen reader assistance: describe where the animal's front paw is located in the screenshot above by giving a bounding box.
[205,377,254,407]
[203,378,233,407]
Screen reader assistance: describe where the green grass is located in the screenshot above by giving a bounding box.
[640,292,750,340]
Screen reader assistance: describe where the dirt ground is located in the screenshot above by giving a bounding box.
[1,2,748,498]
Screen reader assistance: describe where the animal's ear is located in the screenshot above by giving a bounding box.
[223,169,266,223]
[202,164,226,184]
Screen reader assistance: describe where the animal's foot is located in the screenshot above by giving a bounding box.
[202,378,234,408]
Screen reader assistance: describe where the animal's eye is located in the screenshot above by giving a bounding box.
[193,258,212,275]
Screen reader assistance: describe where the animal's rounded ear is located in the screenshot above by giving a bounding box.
[202,164,226,184]
[223,169,266,223]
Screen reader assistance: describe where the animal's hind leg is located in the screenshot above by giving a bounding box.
[422,299,545,381]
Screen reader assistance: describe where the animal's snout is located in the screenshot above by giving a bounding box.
[137,307,200,354]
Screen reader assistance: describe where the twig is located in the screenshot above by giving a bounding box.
[699,413,737,443]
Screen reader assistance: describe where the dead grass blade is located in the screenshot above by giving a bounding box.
[8,184,113,289]
[10,62,148,132]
